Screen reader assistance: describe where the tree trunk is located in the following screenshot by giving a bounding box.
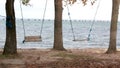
[3,0,17,55]
[53,0,65,50]
[106,0,119,54]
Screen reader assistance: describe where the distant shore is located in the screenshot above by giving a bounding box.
[0,18,111,22]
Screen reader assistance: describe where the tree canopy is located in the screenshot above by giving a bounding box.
[65,0,96,5]
[21,0,97,6]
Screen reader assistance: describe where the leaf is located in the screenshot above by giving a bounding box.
[22,0,30,6]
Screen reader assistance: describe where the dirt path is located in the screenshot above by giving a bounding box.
[0,48,120,68]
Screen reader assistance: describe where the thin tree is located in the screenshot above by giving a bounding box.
[3,0,17,55]
[106,0,119,54]
[53,0,66,50]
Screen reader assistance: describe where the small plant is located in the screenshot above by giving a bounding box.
[0,54,22,59]
[53,52,94,60]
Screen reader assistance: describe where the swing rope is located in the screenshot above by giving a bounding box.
[66,2,76,41]
[87,0,102,41]
[19,0,26,43]
[40,0,48,36]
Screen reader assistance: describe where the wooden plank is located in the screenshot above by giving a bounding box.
[24,36,42,42]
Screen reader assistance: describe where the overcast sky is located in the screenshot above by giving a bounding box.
[0,0,119,20]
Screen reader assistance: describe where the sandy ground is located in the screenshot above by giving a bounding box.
[0,48,120,68]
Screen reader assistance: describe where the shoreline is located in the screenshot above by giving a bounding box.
[0,47,107,52]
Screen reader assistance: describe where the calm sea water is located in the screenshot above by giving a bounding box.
[0,19,120,49]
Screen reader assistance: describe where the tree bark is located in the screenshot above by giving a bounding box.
[3,0,17,55]
[53,0,65,50]
[106,0,119,54]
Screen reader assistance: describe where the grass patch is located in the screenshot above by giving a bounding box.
[0,54,22,59]
[55,52,79,58]
[53,52,94,60]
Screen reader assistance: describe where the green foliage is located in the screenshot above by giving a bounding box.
[64,0,97,6]
[21,0,30,6]
[0,54,22,59]
[21,0,96,6]
[67,0,77,4]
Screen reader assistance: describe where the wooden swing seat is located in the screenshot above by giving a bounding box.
[24,36,42,42]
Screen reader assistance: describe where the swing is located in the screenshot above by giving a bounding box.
[66,0,102,41]
[24,36,42,42]
[19,0,48,43]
